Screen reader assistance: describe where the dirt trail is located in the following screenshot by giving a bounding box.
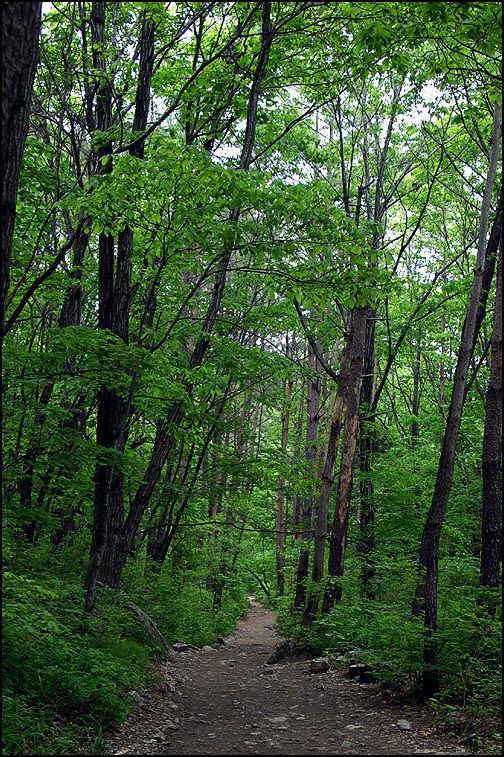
[103,597,478,756]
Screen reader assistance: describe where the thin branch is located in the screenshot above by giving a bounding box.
[2,215,90,338]
[293,298,340,384]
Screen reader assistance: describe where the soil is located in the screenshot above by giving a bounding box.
[101,597,488,756]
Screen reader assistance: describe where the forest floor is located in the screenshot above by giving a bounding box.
[99,597,491,756]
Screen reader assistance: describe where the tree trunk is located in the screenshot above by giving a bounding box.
[410,328,421,442]
[85,3,274,606]
[95,11,155,589]
[356,305,377,599]
[294,340,321,610]
[479,236,502,611]
[1,1,42,335]
[276,360,292,596]
[439,260,448,430]
[84,1,118,612]
[412,101,501,696]
[148,389,230,567]
[322,306,367,613]
[302,337,350,623]
[291,383,305,539]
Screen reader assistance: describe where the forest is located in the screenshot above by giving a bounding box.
[1,1,501,754]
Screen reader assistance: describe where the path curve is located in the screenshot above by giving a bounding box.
[104,597,475,756]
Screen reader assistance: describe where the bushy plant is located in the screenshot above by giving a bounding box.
[2,532,252,756]
[123,555,249,647]
[2,551,148,754]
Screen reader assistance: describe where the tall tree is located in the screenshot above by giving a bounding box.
[294,335,321,610]
[479,235,502,609]
[322,306,367,613]
[86,6,156,598]
[1,1,42,335]
[85,1,275,609]
[276,335,293,596]
[412,101,501,696]
[302,332,349,623]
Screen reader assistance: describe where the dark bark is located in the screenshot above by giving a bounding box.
[479,236,502,607]
[322,307,367,614]
[1,1,42,334]
[351,87,397,602]
[147,388,230,566]
[302,338,350,623]
[412,102,501,696]
[213,398,258,607]
[57,221,89,330]
[145,447,185,564]
[276,373,292,596]
[439,263,448,430]
[410,329,421,442]
[126,603,175,660]
[206,391,254,599]
[18,383,52,543]
[84,9,157,601]
[356,305,377,599]
[86,3,274,599]
[291,384,305,537]
[294,341,321,610]
[84,1,118,612]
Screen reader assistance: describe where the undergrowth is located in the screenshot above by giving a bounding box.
[2,536,249,755]
[273,571,502,755]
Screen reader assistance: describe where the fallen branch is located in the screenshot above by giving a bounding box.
[126,603,175,661]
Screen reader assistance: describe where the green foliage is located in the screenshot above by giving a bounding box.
[430,602,502,747]
[2,554,140,753]
[308,601,426,689]
[2,0,501,753]
[1,534,251,755]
